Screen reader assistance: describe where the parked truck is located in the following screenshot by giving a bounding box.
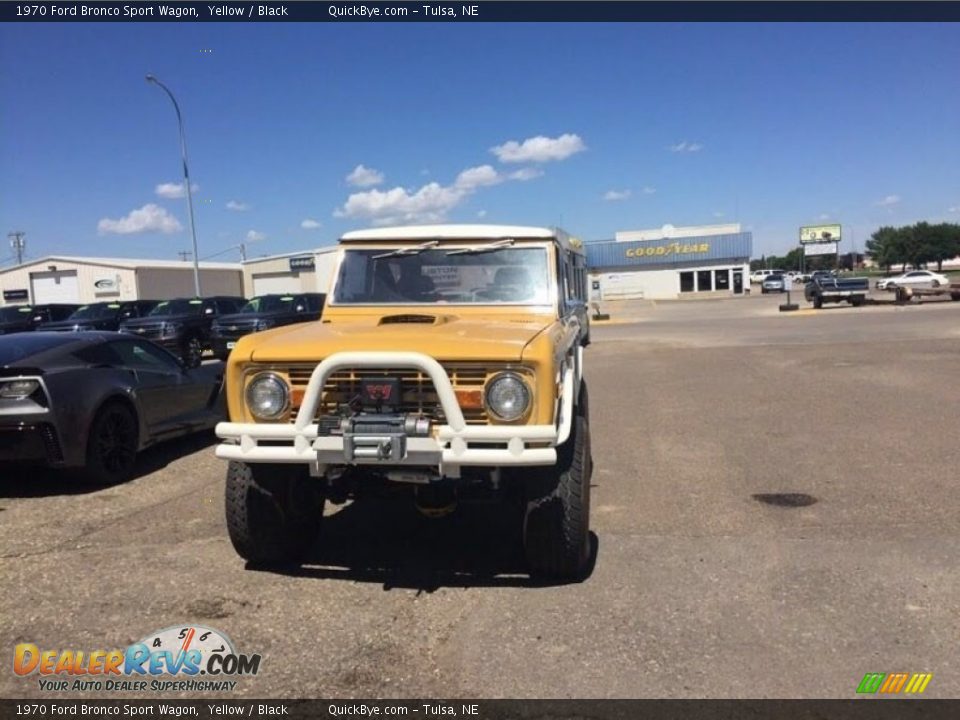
[804,275,870,309]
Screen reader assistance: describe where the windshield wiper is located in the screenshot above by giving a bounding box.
[372,240,439,260]
[445,238,515,256]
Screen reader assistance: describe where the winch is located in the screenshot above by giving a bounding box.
[319,412,432,463]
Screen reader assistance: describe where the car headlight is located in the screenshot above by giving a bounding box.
[0,379,40,400]
[484,372,531,422]
[245,372,290,420]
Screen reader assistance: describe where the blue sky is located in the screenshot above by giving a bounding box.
[2,22,958,264]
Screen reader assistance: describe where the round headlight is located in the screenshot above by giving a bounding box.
[245,373,290,420]
[485,372,531,422]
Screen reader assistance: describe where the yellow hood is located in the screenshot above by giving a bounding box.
[243,314,550,363]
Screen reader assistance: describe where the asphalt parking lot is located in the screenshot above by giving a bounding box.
[2,293,959,699]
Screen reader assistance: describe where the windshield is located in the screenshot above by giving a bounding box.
[0,306,33,322]
[69,304,119,320]
[240,296,300,314]
[332,247,552,305]
[147,299,203,317]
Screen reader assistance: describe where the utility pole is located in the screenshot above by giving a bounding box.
[239,243,246,261]
[8,231,25,265]
[178,250,192,262]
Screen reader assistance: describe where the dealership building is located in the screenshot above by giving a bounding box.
[586,223,753,300]
[0,256,243,306]
[241,247,339,297]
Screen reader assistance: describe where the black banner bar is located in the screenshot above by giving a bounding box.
[3,1,960,23]
[1,700,959,719]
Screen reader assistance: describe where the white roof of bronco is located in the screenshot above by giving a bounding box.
[340,224,582,252]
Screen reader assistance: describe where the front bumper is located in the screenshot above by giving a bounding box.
[0,422,64,465]
[215,351,573,477]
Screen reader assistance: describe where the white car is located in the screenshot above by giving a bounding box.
[876,270,950,291]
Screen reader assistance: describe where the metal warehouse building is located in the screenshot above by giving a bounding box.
[241,247,340,297]
[587,224,753,301]
[0,256,243,306]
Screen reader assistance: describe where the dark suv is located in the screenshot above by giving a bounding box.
[210,293,325,360]
[119,296,245,367]
[0,304,81,335]
[39,300,159,332]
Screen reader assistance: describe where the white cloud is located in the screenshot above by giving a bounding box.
[97,204,182,235]
[491,133,586,164]
[642,186,657,195]
[346,164,385,188]
[508,168,543,181]
[155,181,199,199]
[301,218,322,230]
[949,206,959,214]
[455,165,502,190]
[246,230,266,242]
[713,211,725,218]
[477,210,487,218]
[874,195,901,207]
[603,189,631,202]
[226,200,249,212]
[819,213,831,220]
[668,141,704,153]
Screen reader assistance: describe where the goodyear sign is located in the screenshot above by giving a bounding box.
[625,242,711,259]
[585,233,752,270]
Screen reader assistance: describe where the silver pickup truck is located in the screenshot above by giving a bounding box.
[804,275,870,309]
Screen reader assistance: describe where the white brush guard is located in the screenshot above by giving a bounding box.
[215,351,574,477]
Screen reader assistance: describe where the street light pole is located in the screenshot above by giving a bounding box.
[145,74,202,296]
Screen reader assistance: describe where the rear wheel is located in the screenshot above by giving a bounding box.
[225,461,324,566]
[523,414,592,580]
[82,402,138,485]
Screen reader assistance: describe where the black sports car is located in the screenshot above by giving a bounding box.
[0,332,225,484]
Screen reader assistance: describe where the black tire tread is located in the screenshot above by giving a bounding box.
[81,400,139,486]
[224,461,323,565]
[523,412,591,580]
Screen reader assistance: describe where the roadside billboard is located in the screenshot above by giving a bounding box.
[800,224,841,244]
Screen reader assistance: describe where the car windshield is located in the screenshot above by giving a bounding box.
[332,246,552,305]
[69,304,119,320]
[239,296,299,314]
[147,299,203,317]
[0,306,33,322]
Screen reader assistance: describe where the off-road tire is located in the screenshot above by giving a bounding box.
[523,414,591,580]
[82,401,139,485]
[182,336,203,368]
[813,295,823,309]
[225,461,324,566]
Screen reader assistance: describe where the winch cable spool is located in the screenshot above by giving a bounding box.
[415,485,457,518]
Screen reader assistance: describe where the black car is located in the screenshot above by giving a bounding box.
[0,332,224,484]
[210,293,326,360]
[119,296,245,368]
[0,304,81,335]
[38,300,159,332]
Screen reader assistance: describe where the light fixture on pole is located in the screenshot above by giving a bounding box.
[146,74,202,296]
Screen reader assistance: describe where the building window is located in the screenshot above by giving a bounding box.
[715,269,730,290]
[679,271,695,293]
[697,270,713,292]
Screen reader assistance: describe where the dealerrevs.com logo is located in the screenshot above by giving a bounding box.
[14,625,262,693]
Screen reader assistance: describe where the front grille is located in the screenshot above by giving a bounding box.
[283,364,495,425]
[125,323,164,339]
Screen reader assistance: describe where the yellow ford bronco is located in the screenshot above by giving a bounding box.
[215,224,592,579]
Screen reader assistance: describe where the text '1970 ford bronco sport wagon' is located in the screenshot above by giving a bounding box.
[215,224,593,579]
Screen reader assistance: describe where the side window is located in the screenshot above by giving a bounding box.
[74,343,123,366]
[110,339,181,372]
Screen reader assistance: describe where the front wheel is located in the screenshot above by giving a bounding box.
[82,401,139,485]
[523,415,592,580]
[181,336,203,368]
[224,461,324,566]
[813,295,823,309]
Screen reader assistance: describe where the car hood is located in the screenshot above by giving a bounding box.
[39,319,107,331]
[121,313,197,327]
[245,314,550,363]
[215,311,296,325]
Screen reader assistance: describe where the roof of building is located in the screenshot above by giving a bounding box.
[241,246,338,265]
[0,256,241,273]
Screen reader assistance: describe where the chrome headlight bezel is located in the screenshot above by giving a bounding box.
[245,372,290,420]
[0,379,40,400]
[484,371,532,422]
